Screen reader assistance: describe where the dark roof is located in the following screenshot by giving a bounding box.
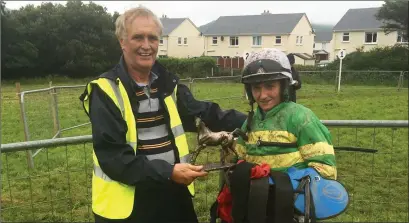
[294,53,315,60]
[313,50,329,55]
[333,7,384,31]
[199,20,217,33]
[160,18,186,36]
[202,13,306,36]
[314,31,332,42]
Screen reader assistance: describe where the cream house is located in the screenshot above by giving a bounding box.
[313,31,333,65]
[200,11,316,65]
[158,16,204,58]
[331,7,408,61]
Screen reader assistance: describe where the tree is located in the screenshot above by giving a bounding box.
[2,0,122,79]
[1,0,6,15]
[375,0,409,39]
[1,3,40,79]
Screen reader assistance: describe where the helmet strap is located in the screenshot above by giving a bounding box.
[246,99,255,134]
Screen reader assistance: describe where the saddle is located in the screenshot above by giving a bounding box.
[210,161,349,223]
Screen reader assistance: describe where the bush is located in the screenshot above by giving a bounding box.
[326,45,409,71]
[157,56,217,78]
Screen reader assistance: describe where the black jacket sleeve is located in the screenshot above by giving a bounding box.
[291,66,302,90]
[176,83,247,132]
[88,85,174,185]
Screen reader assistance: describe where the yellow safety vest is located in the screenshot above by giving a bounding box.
[82,77,194,219]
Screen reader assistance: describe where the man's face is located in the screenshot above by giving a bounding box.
[120,16,160,72]
[251,80,281,112]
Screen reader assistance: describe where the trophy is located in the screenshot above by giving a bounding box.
[188,117,241,172]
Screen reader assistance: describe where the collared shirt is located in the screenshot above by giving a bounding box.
[134,71,159,98]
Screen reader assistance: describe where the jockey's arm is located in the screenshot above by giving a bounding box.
[296,114,337,180]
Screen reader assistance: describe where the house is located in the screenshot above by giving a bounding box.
[313,31,333,65]
[293,53,316,66]
[200,11,316,66]
[158,15,204,58]
[331,7,408,61]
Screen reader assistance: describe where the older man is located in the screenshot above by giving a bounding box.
[79,6,246,223]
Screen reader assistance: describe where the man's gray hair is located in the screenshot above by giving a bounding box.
[115,6,163,40]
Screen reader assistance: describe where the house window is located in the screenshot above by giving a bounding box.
[275,36,281,44]
[252,36,262,46]
[397,31,408,43]
[159,37,163,45]
[230,36,239,46]
[212,36,218,45]
[296,36,299,44]
[313,43,315,48]
[322,43,326,50]
[342,33,349,42]
[300,36,303,45]
[184,37,188,45]
[178,37,182,45]
[365,32,377,43]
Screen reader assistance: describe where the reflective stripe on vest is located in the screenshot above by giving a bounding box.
[82,77,194,220]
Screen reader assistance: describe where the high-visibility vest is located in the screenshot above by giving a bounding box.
[82,77,194,219]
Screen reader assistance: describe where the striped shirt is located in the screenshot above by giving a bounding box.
[133,72,175,164]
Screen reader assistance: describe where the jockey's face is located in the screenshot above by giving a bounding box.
[251,80,281,112]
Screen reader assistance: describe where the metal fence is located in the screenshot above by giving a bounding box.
[14,82,90,169]
[1,120,408,222]
[11,71,408,169]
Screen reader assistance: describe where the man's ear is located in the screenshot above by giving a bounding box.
[119,38,125,51]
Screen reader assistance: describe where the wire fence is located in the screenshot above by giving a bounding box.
[5,71,408,169]
[1,120,408,222]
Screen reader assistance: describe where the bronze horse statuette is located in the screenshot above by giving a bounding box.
[188,118,241,171]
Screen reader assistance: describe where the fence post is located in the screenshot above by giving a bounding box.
[16,82,34,169]
[211,67,214,77]
[190,79,194,95]
[397,71,404,91]
[49,81,61,138]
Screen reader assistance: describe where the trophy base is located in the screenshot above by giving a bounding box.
[203,162,236,172]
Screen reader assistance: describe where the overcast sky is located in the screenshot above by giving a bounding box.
[5,1,385,27]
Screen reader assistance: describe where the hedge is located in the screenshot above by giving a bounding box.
[157,56,217,78]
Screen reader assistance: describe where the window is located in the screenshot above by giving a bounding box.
[296,36,299,44]
[313,43,315,48]
[275,36,281,44]
[184,37,188,45]
[342,33,349,42]
[252,36,262,46]
[230,36,239,46]
[365,32,377,43]
[212,36,218,45]
[397,31,408,43]
[159,37,163,45]
[322,42,326,50]
[300,36,303,45]
[178,37,182,45]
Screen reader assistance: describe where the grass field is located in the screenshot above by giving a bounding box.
[1,77,408,222]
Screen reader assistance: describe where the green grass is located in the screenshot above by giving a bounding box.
[1,78,408,222]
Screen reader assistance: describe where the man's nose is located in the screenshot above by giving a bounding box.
[141,37,150,49]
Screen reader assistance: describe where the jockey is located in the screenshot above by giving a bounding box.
[208,48,348,223]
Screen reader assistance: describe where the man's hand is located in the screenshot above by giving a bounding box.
[171,163,208,185]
